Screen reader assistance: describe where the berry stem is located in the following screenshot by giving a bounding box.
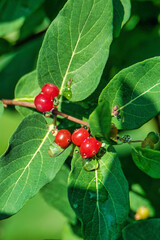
[1,99,89,127]
[116,136,143,143]
[53,111,58,130]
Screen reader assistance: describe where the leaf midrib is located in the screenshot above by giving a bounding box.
[119,82,160,111]
[1,124,53,211]
[59,0,95,95]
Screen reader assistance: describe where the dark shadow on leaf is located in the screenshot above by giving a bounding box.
[68,146,129,239]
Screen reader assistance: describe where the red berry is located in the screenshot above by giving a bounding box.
[80,138,101,158]
[34,93,53,112]
[72,128,89,146]
[55,129,72,149]
[42,83,59,99]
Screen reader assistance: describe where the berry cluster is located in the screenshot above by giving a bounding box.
[34,83,59,112]
[54,128,101,158]
[34,83,101,158]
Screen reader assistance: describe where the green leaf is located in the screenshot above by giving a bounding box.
[37,0,113,102]
[19,6,50,41]
[89,101,111,139]
[15,70,40,100]
[68,146,129,240]
[131,147,160,178]
[99,57,160,130]
[14,70,41,117]
[0,113,72,218]
[41,165,76,224]
[120,0,131,27]
[113,0,131,37]
[0,0,45,37]
[122,219,160,240]
[0,101,4,118]
[0,38,12,55]
[0,36,43,99]
[113,0,124,38]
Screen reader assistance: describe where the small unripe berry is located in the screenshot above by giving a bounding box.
[147,132,159,144]
[63,87,72,100]
[134,206,150,220]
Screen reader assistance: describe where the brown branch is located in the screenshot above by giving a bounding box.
[1,99,36,108]
[1,99,89,127]
[53,109,89,127]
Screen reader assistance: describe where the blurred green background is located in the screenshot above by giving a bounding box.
[0,0,160,239]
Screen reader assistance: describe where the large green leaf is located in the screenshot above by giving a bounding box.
[99,57,160,130]
[68,146,129,240]
[122,219,160,240]
[37,0,113,102]
[41,165,76,224]
[0,113,72,218]
[15,70,40,117]
[131,147,160,178]
[89,101,111,139]
[0,0,45,37]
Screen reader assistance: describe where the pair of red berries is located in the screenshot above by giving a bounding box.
[34,83,59,112]
[55,128,101,158]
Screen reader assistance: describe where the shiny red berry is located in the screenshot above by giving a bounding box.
[80,138,101,158]
[72,128,89,146]
[55,129,72,149]
[34,93,53,112]
[42,83,59,99]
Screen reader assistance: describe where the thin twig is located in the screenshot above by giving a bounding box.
[1,99,36,108]
[53,109,89,127]
[1,99,89,127]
